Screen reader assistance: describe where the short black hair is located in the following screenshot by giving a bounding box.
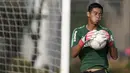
[88,3,103,13]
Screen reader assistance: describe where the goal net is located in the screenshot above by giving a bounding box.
[0,0,70,73]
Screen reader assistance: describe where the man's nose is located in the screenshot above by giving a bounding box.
[96,14,100,18]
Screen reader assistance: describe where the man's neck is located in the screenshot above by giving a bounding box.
[86,24,98,31]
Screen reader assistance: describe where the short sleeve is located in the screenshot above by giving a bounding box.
[71,28,81,47]
[108,30,116,48]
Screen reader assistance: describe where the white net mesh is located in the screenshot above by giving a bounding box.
[0,0,61,73]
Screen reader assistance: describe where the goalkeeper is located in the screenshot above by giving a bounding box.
[71,3,118,73]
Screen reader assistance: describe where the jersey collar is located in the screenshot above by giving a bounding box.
[85,24,101,31]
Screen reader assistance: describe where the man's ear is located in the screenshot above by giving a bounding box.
[87,12,90,17]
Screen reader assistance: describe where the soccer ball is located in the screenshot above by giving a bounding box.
[88,30,109,50]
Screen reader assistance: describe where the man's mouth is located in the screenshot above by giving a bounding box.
[95,20,99,22]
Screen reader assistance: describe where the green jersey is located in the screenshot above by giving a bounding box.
[71,25,116,72]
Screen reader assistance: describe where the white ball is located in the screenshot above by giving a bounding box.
[89,39,107,50]
[89,31,108,50]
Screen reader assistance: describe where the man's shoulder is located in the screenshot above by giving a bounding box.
[73,25,85,32]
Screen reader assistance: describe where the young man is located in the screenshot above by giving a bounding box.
[71,3,118,73]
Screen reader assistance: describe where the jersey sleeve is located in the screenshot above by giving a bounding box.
[107,30,116,48]
[71,28,81,47]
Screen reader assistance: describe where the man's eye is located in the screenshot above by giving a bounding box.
[93,12,97,14]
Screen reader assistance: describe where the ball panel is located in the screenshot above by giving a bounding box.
[88,30,108,50]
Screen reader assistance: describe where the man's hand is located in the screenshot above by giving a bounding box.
[97,30,110,42]
[98,30,114,47]
[78,30,97,48]
[84,30,109,48]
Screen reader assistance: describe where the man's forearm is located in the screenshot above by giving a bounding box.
[71,44,82,58]
[109,46,118,60]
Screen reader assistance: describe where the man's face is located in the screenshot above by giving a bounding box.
[87,8,102,25]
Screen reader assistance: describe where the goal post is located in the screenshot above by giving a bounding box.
[61,0,71,73]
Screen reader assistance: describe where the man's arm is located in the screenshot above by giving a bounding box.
[71,29,96,58]
[107,31,118,60]
[109,46,118,60]
[71,44,82,58]
[71,28,81,58]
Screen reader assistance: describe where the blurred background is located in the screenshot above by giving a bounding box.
[70,0,130,73]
